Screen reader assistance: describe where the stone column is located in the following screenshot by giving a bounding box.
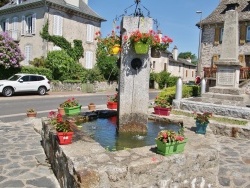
[118,16,153,133]
[215,10,241,88]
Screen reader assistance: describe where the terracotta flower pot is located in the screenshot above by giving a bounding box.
[88,104,96,111]
[26,112,37,117]
[58,107,65,116]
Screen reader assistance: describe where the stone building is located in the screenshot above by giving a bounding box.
[0,0,105,68]
[197,0,250,81]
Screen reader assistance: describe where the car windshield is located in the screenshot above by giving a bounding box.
[8,75,22,81]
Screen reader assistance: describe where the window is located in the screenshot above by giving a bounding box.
[21,13,36,35]
[53,14,63,36]
[153,61,155,69]
[214,27,223,45]
[219,28,224,43]
[247,26,250,42]
[24,44,32,64]
[17,0,23,4]
[192,71,194,77]
[1,19,9,32]
[86,24,94,42]
[164,63,167,71]
[85,51,93,69]
[246,55,250,67]
[30,76,38,81]
[186,70,188,77]
[21,76,29,82]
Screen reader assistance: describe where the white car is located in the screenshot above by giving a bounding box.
[0,73,51,97]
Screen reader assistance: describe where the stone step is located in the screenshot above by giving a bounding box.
[202,92,246,101]
[209,87,244,95]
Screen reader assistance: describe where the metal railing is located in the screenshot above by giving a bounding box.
[203,67,250,80]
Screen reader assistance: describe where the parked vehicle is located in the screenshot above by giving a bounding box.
[0,73,50,97]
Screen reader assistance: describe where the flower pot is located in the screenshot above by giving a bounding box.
[156,139,187,156]
[109,116,117,125]
[26,112,37,117]
[58,107,65,116]
[151,47,161,58]
[64,105,81,116]
[88,104,96,111]
[107,101,118,109]
[109,44,121,55]
[57,132,73,145]
[154,107,171,116]
[134,41,149,54]
[195,120,208,134]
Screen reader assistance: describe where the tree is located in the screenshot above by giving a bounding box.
[0,32,24,68]
[0,0,9,7]
[178,52,197,65]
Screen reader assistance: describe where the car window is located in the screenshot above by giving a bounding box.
[30,76,38,81]
[21,76,30,82]
[8,75,21,81]
[37,76,45,81]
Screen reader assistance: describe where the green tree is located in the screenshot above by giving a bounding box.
[178,52,197,65]
[95,41,119,81]
[44,50,86,81]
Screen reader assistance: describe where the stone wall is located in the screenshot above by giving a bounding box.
[41,116,220,188]
[50,81,117,93]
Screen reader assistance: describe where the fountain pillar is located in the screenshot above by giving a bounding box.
[117,16,153,133]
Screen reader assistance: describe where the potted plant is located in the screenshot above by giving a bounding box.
[88,102,96,111]
[153,96,172,116]
[151,30,173,58]
[58,103,65,116]
[155,128,187,156]
[194,112,212,134]
[48,111,76,145]
[26,108,37,117]
[125,30,153,54]
[107,93,118,109]
[95,26,121,55]
[60,97,81,116]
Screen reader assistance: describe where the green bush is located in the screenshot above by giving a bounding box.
[150,71,178,89]
[0,65,21,79]
[20,66,52,80]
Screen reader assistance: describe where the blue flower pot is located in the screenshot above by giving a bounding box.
[195,120,208,134]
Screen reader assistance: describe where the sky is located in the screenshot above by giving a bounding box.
[88,0,220,57]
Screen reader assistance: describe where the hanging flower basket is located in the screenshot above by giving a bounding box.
[134,41,149,54]
[109,44,121,55]
[151,47,161,58]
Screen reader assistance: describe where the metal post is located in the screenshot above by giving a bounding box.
[175,77,182,100]
[201,78,206,94]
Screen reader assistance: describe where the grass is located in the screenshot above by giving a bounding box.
[171,110,248,126]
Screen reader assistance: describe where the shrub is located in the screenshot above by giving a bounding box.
[20,66,52,80]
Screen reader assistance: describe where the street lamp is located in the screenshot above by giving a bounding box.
[196,11,202,77]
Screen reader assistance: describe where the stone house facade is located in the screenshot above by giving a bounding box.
[198,0,250,77]
[151,46,196,84]
[0,0,105,68]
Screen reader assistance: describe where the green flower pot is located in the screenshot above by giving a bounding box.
[64,105,81,116]
[134,41,149,54]
[156,138,187,156]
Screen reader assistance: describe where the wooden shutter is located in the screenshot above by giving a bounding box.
[85,51,93,69]
[86,24,93,42]
[25,45,32,64]
[53,14,63,36]
[214,27,220,46]
[21,16,25,35]
[240,24,246,45]
[53,15,57,35]
[238,54,245,65]
[32,13,36,34]
[212,54,219,67]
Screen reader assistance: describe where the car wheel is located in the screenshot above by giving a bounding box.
[38,86,46,95]
[3,87,13,97]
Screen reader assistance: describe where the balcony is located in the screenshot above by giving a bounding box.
[203,67,250,80]
[6,30,21,42]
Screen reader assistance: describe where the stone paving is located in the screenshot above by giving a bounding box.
[0,115,250,187]
[0,118,60,188]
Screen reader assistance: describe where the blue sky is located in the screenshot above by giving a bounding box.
[88,0,220,57]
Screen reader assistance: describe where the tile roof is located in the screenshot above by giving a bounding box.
[0,0,105,21]
[197,0,250,26]
[168,56,197,67]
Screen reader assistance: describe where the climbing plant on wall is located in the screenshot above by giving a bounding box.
[40,21,84,61]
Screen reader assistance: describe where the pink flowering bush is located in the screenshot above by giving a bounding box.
[0,32,24,68]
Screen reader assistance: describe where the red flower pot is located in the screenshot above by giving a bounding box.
[154,107,171,116]
[107,101,118,109]
[57,132,73,145]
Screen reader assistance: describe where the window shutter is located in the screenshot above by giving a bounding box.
[53,15,57,35]
[212,54,219,68]
[86,24,94,42]
[32,13,36,34]
[214,27,220,46]
[247,26,250,42]
[21,16,25,35]
[25,45,32,64]
[12,17,18,30]
[238,54,245,64]
[58,15,62,36]
[85,51,93,69]
[53,15,63,36]
[240,24,246,45]
[5,18,9,31]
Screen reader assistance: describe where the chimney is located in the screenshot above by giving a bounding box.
[172,46,178,61]
[186,57,191,63]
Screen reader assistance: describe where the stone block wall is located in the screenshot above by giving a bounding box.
[41,117,220,188]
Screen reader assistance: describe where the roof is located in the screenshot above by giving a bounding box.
[168,56,197,67]
[0,0,105,21]
[197,0,250,26]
